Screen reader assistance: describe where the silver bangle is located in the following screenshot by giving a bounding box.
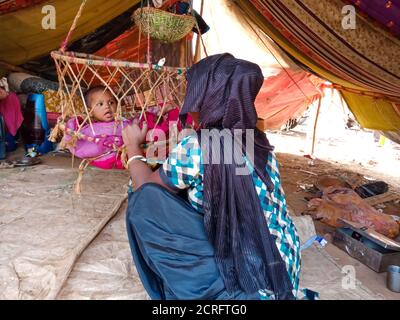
[127,155,147,167]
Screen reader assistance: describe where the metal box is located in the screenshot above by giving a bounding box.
[333,227,400,273]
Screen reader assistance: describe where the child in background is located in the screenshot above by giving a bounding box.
[63,86,127,169]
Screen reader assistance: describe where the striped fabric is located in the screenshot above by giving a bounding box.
[160,134,318,300]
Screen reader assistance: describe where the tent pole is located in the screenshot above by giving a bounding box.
[194,0,205,62]
[311,96,322,156]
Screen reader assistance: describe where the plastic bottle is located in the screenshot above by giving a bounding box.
[20,93,53,154]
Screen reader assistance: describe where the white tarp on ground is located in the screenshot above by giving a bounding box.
[58,201,148,300]
[0,164,129,299]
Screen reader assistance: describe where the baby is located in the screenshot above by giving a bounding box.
[85,86,117,122]
[63,86,127,169]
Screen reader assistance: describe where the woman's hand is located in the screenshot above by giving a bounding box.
[122,120,148,157]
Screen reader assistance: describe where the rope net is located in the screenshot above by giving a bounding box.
[51,51,187,125]
[49,50,187,192]
[47,1,201,193]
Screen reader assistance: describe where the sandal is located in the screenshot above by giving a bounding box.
[14,157,42,167]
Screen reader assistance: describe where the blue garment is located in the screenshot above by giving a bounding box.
[5,133,17,152]
[126,183,260,300]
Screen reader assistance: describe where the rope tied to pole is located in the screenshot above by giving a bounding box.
[60,0,88,52]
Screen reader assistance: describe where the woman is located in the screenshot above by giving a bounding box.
[122,54,316,300]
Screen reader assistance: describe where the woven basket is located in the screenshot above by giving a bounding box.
[133,7,196,43]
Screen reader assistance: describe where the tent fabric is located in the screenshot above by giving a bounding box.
[255,70,322,130]
[0,0,46,14]
[94,28,147,63]
[15,6,138,81]
[246,0,400,96]
[199,0,299,77]
[235,0,367,92]
[199,0,321,130]
[341,91,400,131]
[0,0,140,72]
[380,129,400,145]
[346,0,400,38]
[236,0,400,131]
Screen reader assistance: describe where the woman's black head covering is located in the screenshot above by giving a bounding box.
[180,53,295,299]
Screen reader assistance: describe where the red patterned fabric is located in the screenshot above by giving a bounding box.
[0,0,47,15]
[94,27,147,62]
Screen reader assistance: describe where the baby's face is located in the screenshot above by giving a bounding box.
[90,91,117,122]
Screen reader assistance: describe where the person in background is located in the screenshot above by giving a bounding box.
[0,77,24,152]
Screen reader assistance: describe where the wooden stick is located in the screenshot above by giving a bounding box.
[194,0,205,62]
[311,97,322,156]
[60,0,87,52]
[364,190,400,206]
[299,169,318,176]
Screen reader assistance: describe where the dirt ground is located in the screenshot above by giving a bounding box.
[267,117,400,299]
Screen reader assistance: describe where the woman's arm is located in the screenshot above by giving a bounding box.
[122,121,176,193]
